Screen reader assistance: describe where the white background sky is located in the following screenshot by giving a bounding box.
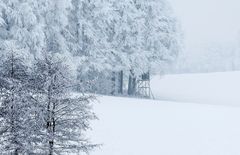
[168,0,240,50]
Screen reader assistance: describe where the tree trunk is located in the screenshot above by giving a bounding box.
[49,106,55,155]
[14,149,19,155]
[47,63,54,155]
[128,74,132,95]
[49,140,53,155]
[11,53,19,155]
[128,70,137,95]
[111,72,116,95]
[132,76,137,95]
[118,71,123,94]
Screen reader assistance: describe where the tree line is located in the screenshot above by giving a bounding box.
[0,0,181,154]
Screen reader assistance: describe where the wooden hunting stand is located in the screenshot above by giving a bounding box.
[136,72,154,99]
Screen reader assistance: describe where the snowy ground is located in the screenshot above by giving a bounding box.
[151,71,240,106]
[88,71,240,155]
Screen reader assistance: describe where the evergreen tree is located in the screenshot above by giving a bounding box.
[139,0,181,72]
[0,0,45,57]
[127,0,181,95]
[42,0,72,58]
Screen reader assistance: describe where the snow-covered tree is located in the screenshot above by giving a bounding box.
[0,0,98,154]
[67,0,114,94]
[0,1,49,153]
[0,0,45,57]
[31,53,97,154]
[138,0,181,70]
[67,0,181,96]
[127,0,181,95]
[0,41,34,154]
[38,0,76,70]
[102,0,140,95]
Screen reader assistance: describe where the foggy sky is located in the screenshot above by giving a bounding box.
[168,0,240,50]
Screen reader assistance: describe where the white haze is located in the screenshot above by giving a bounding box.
[169,0,240,49]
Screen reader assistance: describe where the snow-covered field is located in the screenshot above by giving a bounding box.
[89,71,240,155]
[151,71,240,106]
